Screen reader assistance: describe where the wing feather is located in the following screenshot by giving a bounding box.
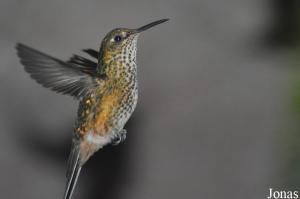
[82,48,99,59]
[16,43,101,98]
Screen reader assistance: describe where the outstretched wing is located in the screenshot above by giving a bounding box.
[16,43,101,99]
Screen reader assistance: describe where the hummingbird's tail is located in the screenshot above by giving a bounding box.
[64,141,82,199]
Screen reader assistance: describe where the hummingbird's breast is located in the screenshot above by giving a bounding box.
[75,61,138,143]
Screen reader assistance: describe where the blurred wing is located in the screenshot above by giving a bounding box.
[16,43,101,99]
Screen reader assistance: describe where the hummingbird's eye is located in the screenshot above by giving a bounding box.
[114,35,122,42]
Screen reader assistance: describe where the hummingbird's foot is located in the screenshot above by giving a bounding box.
[111,129,127,146]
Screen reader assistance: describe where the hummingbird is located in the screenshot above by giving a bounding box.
[16,19,169,199]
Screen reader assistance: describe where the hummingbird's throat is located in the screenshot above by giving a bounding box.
[121,34,138,64]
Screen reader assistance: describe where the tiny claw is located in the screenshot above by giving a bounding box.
[112,129,127,146]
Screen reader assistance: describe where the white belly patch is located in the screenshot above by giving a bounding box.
[85,132,111,146]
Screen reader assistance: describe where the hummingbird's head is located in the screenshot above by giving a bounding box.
[99,19,169,66]
[99,28,138,62]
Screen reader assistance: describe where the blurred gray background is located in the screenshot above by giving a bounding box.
[1,0,300,198]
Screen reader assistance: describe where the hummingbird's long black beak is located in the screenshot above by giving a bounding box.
[136,19,169,33]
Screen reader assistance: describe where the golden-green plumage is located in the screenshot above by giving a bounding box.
[75,28,139,142]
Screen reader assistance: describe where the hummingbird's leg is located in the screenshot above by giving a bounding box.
[112,129,127,146]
